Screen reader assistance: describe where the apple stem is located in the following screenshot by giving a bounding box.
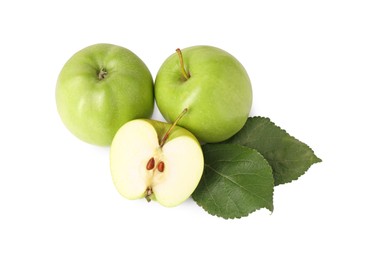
[159,108,188,148]
[176,48,190,80]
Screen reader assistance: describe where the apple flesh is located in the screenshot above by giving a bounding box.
[110,119,204,207]
[56,43,154,146]
[155,45,252,143]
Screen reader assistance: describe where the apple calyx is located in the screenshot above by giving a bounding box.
[145,187,153,202]
[176,48,190,80]
[97,68,108,80]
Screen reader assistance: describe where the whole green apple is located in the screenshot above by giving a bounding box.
[110,109,204,207]
[155,45,252,143]
[56,43,154,146]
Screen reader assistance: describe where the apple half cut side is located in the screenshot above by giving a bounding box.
[110,118,204,207]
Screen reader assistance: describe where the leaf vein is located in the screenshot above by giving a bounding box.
[205,164,271,206]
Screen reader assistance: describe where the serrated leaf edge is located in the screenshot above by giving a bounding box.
[193,145,274,219]
[238,116,322,186]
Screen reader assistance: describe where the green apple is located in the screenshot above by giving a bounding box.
[110,110,204,207]
[155,45,252,143]
[56,43,154,146]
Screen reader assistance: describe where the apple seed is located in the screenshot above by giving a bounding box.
[146,157,155,170]
[157,161,165,172]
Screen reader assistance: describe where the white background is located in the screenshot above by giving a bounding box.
[1,0,372,259]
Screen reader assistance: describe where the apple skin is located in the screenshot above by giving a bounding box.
[56,43,154,146]
[110,119,204,207]
[155,45,252,143]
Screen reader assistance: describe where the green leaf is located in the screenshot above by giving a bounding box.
[192,144,274,219]
[223,117,322,186]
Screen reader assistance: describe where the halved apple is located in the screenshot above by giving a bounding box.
[110,116,204,207]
